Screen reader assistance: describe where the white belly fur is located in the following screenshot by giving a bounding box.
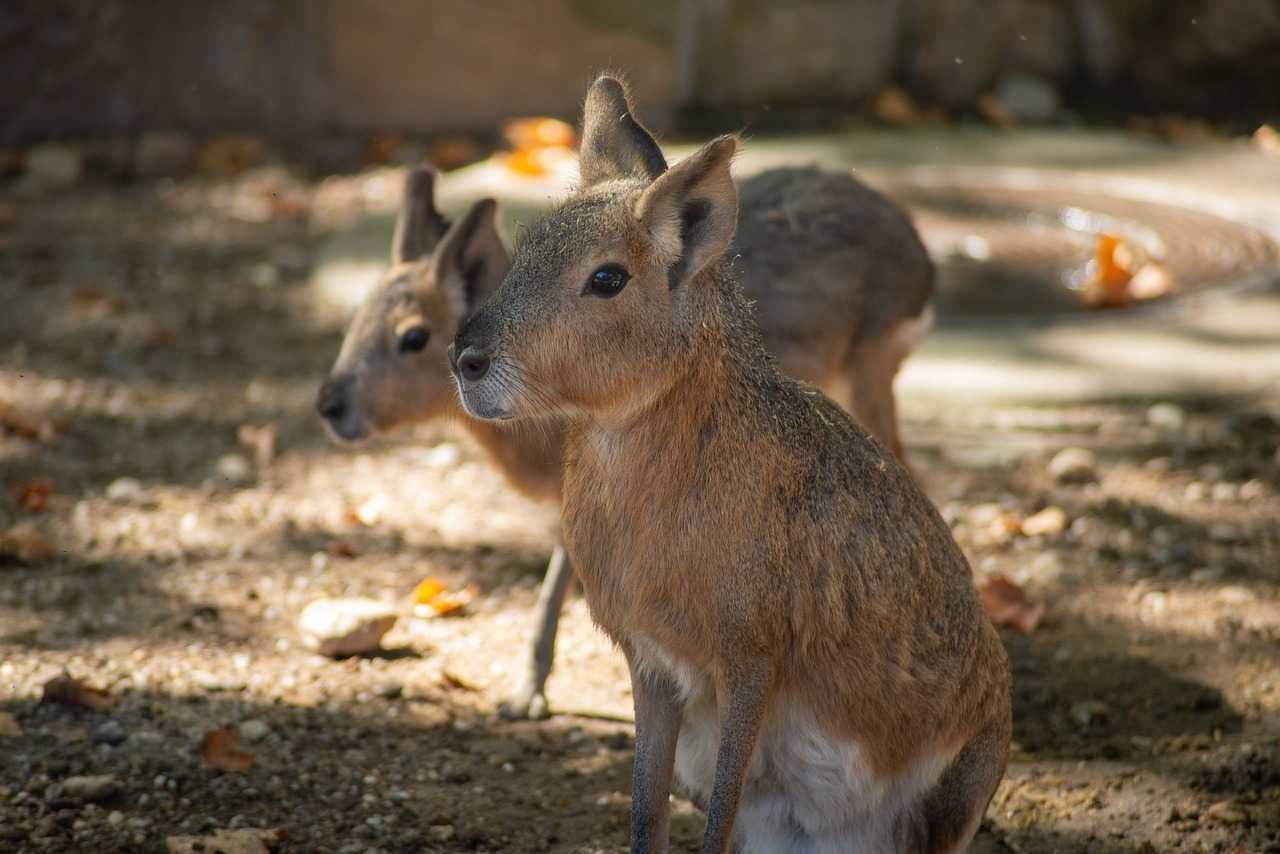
[630,634,954,853]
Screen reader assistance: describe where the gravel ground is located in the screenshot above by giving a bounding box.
[1,167,1278,853]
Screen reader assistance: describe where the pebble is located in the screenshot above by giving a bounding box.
[1021,506,1068,537]
[106,811,124,826]
[215,453,253,484]
[23,144,83,189]
[105,477,146,503]
[126,730,166,750]
[1047,448,1097,484]
[1183,482,1210,502]
[60,775,120,803]
[92,720,126,746]
[298,598,398,657]
[1146,402,1186,432]
[238,719,271,743]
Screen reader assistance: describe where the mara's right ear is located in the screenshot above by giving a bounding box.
[635,135,738,289]
[431,198,509,319]
[579,75,667,187]
[391,167,450,264]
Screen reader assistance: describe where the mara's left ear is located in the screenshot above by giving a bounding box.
[634,135,738,288]
[392,167,451,264]
[431,198,510,318]
[579,75,668,187]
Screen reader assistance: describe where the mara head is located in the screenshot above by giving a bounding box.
[450,76,739,424]
[317,167,509,441]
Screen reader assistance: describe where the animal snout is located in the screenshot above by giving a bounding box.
[455,346,492,382]
[316,376,351,422]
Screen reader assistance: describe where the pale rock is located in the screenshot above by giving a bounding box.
[61,775,120,802]
[1021,506,1067,537]
[299,598,398,657]
[1146,402,1186,432]
[1047,448,1097,484]
[23,144,83,189]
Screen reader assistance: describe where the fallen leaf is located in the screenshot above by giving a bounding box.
[440,671,479,692]
[0,401,56,441]
[1082,233,1136,309]
[979,574,1045,634]
[0,523,56,565]
[0,711,21,737]
[8,476,54,512]
[502,117,576,150]
[413,578,477,617]
[198,727,256,772]
[166,827,287,854]
[237,423,277,469]
[347,493,388,527]
[41,673,117,712]
[1254,124,1280,158]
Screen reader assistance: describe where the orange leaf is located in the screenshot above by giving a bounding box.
[198,727,256,772]
[502,117,576,150]
[979,574,1045,634]
[0,402,56,441]
[8,477,53,512]
[412,578,447,604]
[346,493,387,527]
[41,673,117,712]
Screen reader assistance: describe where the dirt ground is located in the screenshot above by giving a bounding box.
[1,166,1278,854]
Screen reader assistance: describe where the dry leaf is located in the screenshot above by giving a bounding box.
[979,575,1045,634]
[0,522,55,565]
[0,401,56,441]
[166,827,287,854]
[41,673,117,712]
[502,117,576,150]
[8,476,53,512]
[440,671,479,692]
[198,727,256,772]
[1254,124,1280,158]
[0,711,22,737]
[413,578,477,617]
[346,493,388,527]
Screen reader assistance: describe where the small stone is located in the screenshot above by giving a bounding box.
[993,73,1061,123]
[373,681,403,699]
[1239,479,1266,500]
[238,719,271,743]
[61,775,120,803]
[126,730,166,750]
[92,720,126,746]
[23,144,83,189]
[105,477,145,503]
[1021,506,1067,537]
[107,811,124,826]
[1027,551,1065,582]
[1209,524,1241,544]
[134,132,197,179]
[1183,482,1210,502]
[1047,448,1097,484]
[428,824,456,842]
[298,598,398,658]
[1070,700,1109,727]
[1217,586,1257,605]
[1146,403,1186,432]
[215,453,252,483]
[1211,483,1238,502]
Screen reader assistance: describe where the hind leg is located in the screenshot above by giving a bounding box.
[916,717,1011,854]
[499,543,574,720]
[846,335,906,460]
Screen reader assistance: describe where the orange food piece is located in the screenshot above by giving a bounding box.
[502,117,576,150]
[412,578,477,616]
[8,477,53,512]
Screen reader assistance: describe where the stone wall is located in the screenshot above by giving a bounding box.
[3,0,1277,144]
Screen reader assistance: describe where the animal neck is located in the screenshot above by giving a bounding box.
[448,398,564,503]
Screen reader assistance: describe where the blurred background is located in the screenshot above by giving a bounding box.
[2,3,1279,854]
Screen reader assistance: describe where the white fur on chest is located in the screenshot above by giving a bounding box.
[628,633,954,853]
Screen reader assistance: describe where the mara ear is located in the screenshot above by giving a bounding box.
[634,135,738,289]
[579,75,667,187]
[431,198,510,318]
[391,167,450,264]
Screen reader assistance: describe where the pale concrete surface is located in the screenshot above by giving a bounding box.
[312,129,1280,407]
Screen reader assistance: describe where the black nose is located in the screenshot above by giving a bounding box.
[456,347,491,382]
[316,378,348,421]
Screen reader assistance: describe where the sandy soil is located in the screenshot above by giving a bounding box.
[1,169,1278,853]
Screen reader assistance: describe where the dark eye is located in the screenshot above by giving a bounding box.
[584,264,630,298]
[398,326,430,353]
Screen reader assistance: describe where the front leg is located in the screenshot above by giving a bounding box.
[499,543,574,720]
[625,644,685,854]
[701,666,770,854]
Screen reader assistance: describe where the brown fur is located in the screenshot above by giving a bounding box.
[319,88,933,719]
[451,76,1010,853]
